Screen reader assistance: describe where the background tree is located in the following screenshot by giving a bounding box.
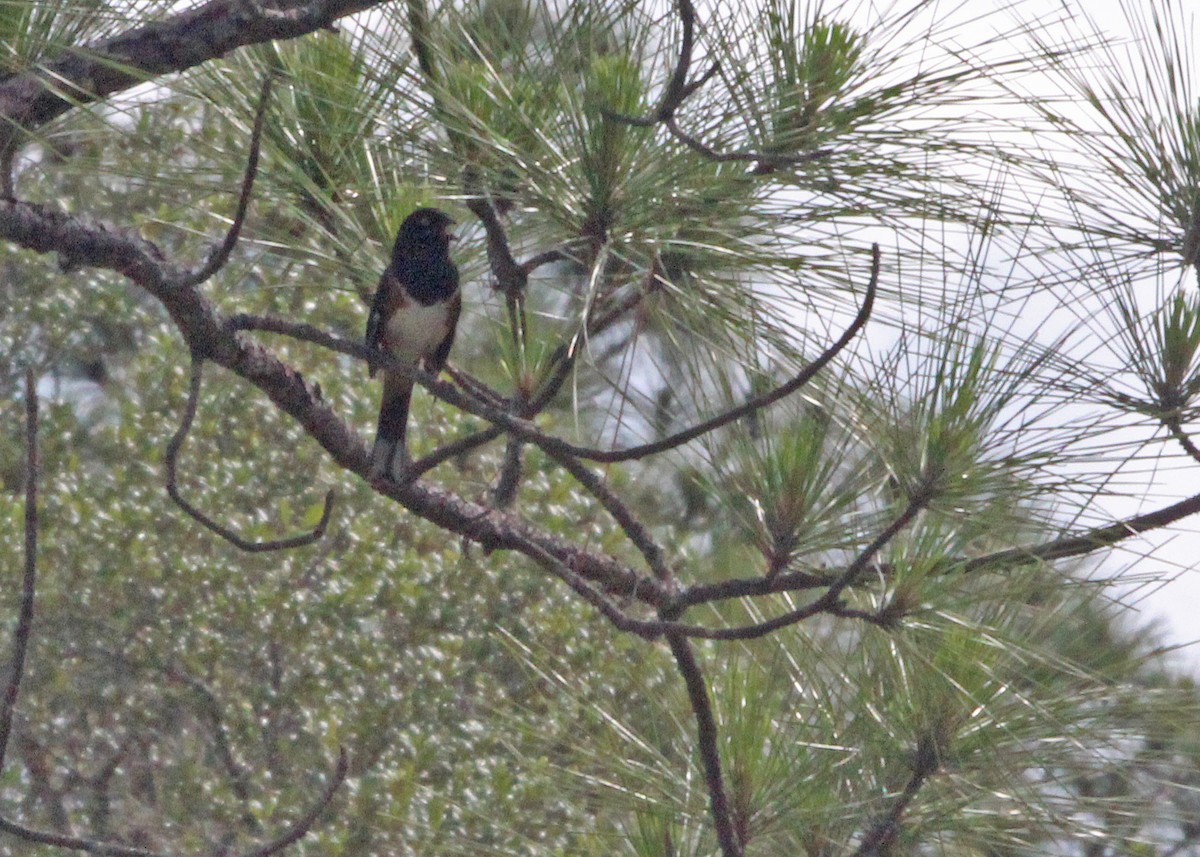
[2,1,1200,856]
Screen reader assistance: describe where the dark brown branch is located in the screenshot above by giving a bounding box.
[0,370,39,771]
[547,451,673,584]
[165,358,336,553]
[853,733,940,857]
[676,568,831,608]
[519,247,571,276]
[492,437,525,508]
[516,541,664,640]
[0,814,164,857]
[404,0,439,85]
[180,73,275,289]
[521,242,879,464]
[406,425,505,480]
[1,145,13,200]
[244,746,348,857]
[664,116,831,168]
[963,486,1200,573]
[666,632,741,857]
[466,195,526,296]
[0,0,384,158]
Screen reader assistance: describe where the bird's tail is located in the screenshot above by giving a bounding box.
[369,370,413,481]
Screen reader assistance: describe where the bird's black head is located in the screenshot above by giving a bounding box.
[392,207,456,264]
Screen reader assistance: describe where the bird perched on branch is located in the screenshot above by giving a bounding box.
[366,207,460,481]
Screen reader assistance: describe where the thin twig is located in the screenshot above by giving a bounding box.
[562,243,875,463]
[677,568,832,608]
[963,487,1200,573]
[165,358,336,552]
[180,73,275,288]
[465,195,526,295]
[166,664,260,832]
[547,451,674,584]
[513,541,664,640]
[662,490,928,642]
[664,116,830,168]
[406,425,505,480]
[0,747,347,857]
[492,437,524,508]
[519,247,571,275]
[602,0,715,126]
[0,370,39,771]
[1,145,14,200]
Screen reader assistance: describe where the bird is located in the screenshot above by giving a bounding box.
[366,207,460,481]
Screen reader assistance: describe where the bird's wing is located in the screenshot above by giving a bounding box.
[365,269,395,377]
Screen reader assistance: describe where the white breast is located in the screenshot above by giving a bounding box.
[384,299,451,365]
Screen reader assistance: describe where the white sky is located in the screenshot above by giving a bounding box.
[941,0,1200,662]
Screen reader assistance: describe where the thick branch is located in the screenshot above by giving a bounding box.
[0,199,670,610]
[0,371,39,771]
[0,0,386,157]
[667,633,741,857]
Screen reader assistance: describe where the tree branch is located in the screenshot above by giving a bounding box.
[666,632,741,857]
[244,747,348,857]
[0,0,387,161]
[602,0,828,169]
[180,72,275,289]
[0,370,39,772]
[963,487,1200,573]
[1165,416,1200,465]
[602,0,716,127]
[0,815,164,857]
[0,748,348,857]
[853,732,940,857]
[165,358,336,552]
[661,489,929,642]
[166,664,260,832]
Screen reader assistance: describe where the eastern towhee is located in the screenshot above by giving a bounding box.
[366,207,460,481]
